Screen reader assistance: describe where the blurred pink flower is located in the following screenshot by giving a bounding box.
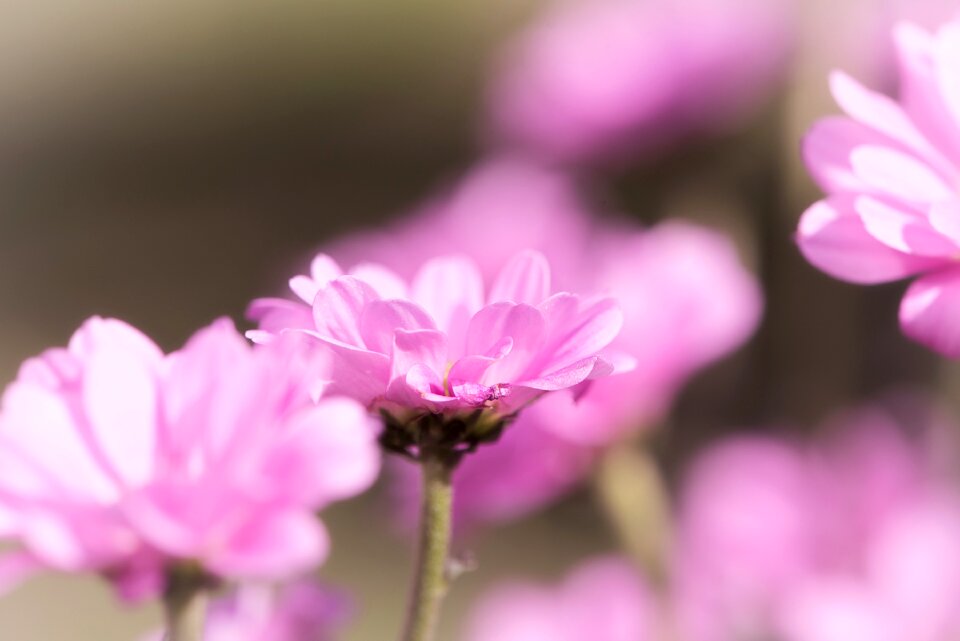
[141,580,351,641]
[675,399,960,641]
[0,317,381,600]
[250,250,625,420]
[486,0,794,163]
[798,19,960,357]
[464,556,657,641]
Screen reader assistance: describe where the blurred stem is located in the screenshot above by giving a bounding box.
[400,451,455,641]
[593,440,673,587]
[163,567,208,641]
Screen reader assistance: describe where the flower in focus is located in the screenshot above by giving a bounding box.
[463,557,656,641]
[0,317,381,600]
[674,399,960,641]
[141,580,351,641]
[281,160,760,526]
[799,19,960,357]
[486,0,793,163]
[250,248,626,457]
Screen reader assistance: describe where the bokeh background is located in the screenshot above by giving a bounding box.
[1,0,958,638]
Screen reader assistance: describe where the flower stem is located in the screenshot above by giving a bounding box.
[163,568,208,641]
[400,450,455,641]
[594,441,672,587]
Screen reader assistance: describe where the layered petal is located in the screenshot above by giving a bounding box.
[899,266,960,357]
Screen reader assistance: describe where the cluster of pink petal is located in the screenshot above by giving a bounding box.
[0,317,380,599]
[326,160,760,528]
[486,0,793,163]
[141,580,350,641]
[251,247,625,419]
[466,400,960,641]
[676,400,960,641]
[799,19,960,357]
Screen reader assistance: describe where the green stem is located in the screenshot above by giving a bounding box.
[593,441,672,587]
[399,451,455,641]
[163,569,208,641]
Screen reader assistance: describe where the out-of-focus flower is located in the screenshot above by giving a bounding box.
[250,250,625,427]
[463,556,657,641]
[486,0,794,163]
[798,19,960,357]
[675,400,960,641]
[0,317,381,600]
[141,580,351,641]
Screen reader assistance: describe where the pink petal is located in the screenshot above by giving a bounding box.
[0,382,117,502]
[68,317,164,366]
[312,276,380,347]
[300,331,390,405]
[517,356,599,391]
[359,300,436,354]
[310,254,343,284]
[350,262,408,299]
[391,329,449,381]
[206,511,329,579]
[488,250,552,305]
[896,23,960,165]
[796,196,942,284]
[936,23,960,137]
[928,200,960,245]
[246,298,314,334]
[535,293,623,371]
[83,339,159,487]
[467,303,547,383]
[802,117,880,193]
[899,266,960,358]
[849,145,953,203]
[829,70,950,173]
[411,255,484,348]
[269,397,381,506]
[856,196,958,256]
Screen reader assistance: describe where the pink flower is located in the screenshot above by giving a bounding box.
[463,557,656,641]
[798,19,960,357]
[251,251,625,423]
[674,398,960,641]
[0,317,381,600]
[486,0,793,163]
[141,580,351,641]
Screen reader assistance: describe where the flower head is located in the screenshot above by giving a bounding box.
[250,250,625,456]
[0,317,380,600]
[487,0,793,163]
[799,19,960,357]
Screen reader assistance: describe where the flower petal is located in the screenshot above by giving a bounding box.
[802,117,880,194]
[267,397,381,506]
[206,511,329,580]
[391,329,449,381]
[359,300,436,355]
[796,196,942,284]
[83,336,159,487]
[849,145,953,204]
[312,276,380,347]
[856,196,958,257]
[900,267,960,358]
[488,250,552,305]
[411,255,484,346]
